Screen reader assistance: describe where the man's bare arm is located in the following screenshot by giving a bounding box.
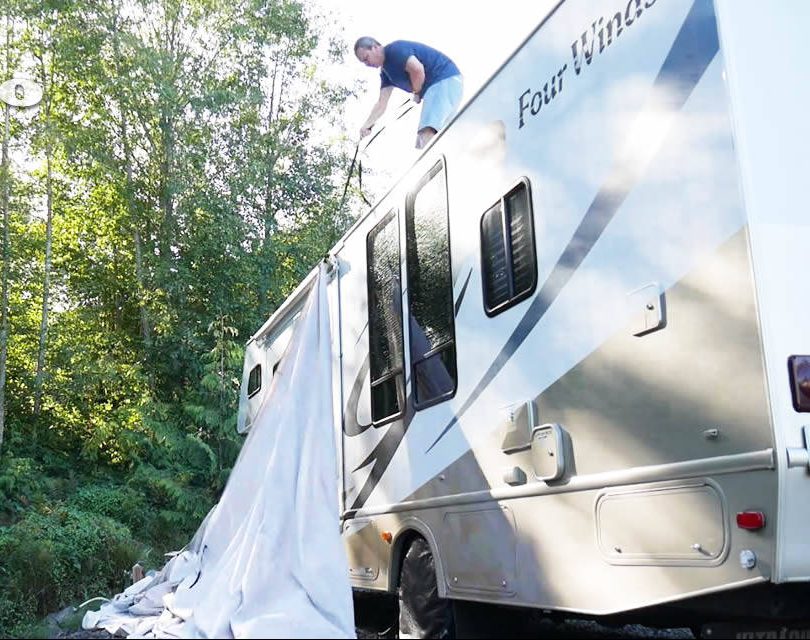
[360,86,394,138]
[405,55,426,99]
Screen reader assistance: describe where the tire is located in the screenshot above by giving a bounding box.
[353,589,398,638]
[398,537,454,639]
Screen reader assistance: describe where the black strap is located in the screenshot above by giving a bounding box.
[361,98,414,152]
[357,160,372,207]
[396,103,415,120]
[339,143,372,212]
[362,126,386,151]
[341,97,414,211]
[338,143,360,213]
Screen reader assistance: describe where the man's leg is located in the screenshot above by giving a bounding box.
[415,75,464,148]
[416,127,437,149]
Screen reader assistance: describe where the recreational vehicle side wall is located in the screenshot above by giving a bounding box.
[237,270,316,434]
[714,0,810,585]
[239,0,810,632]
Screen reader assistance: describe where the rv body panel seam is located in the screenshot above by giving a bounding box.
[347,448,774,519]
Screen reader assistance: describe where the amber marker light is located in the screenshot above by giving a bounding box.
[381,531,393,544]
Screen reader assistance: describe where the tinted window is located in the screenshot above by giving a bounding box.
[405,160,457,408]
[480,179,537,315]
[247,364,262,397]
[367,209,405,424]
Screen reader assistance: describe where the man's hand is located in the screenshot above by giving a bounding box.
[411,93,422,104]
[359,87,393,142]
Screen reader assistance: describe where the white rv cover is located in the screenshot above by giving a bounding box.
[83,263,355,638]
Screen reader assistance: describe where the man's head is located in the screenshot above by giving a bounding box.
[354,37,384,68]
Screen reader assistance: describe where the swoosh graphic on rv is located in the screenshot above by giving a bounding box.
[427,0,721,453]
[346,270,470,508]
[350,399,415,509]
[454,267,474,317]
[344,353,372,436]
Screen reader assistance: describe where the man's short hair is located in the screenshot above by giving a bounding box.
[354,36,380,54]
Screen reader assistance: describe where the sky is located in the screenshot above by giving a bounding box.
[312,0,558,194]
[5,1,559,204]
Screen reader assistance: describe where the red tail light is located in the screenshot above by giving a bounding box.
[736,511,765,530]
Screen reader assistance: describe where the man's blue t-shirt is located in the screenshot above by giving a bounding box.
[380,40,460,97]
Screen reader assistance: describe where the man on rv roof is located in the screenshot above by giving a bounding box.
[354,37,463,149]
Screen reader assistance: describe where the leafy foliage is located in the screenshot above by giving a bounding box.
[0,0,361,635]
[0,506,143,634]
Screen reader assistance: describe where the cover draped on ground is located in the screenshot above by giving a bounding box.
[83,264,355,638]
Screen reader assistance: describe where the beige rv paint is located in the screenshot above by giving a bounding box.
[714,0,810,582]
[344,228,778,614]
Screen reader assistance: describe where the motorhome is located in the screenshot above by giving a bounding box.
[238,0,810,634]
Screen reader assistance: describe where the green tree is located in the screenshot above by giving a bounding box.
[0,0,361,632]
[182,315,243,489]
[0,17,15,453]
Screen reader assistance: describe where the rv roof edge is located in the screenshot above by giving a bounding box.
[248,266,318,345]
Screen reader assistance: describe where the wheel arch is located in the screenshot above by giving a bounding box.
[389,516,448,597]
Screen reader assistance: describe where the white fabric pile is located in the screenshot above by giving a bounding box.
[83,264,355,638]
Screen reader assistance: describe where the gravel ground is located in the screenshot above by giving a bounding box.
[52,601,695,639]
[56,618,693,639]
[353,607,696,639]
[353,618,694,639]
[55,630,122,639]
[491,618,694,639]
[58,622,692,639]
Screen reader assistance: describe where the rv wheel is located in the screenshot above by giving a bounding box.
[398,537,454,639]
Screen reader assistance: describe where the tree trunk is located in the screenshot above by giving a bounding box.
[108,4,151,347]
[158,113,174,266]
[0,103,10,452]
[33,146,53,415]
[117,45,151,345]
[259,151,275,317]
[133,226,151,345]
[1,15,13,448]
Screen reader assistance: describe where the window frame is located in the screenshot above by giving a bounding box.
[247,364,262,398]
[480,177,538,317]
[366,208,407,427]
[404,157,458,411]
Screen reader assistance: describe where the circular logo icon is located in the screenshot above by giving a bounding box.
[0,78,44,108]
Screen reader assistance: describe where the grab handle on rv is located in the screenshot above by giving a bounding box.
[786,426,810,470]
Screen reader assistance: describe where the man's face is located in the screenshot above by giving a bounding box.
[356,44,383,68]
